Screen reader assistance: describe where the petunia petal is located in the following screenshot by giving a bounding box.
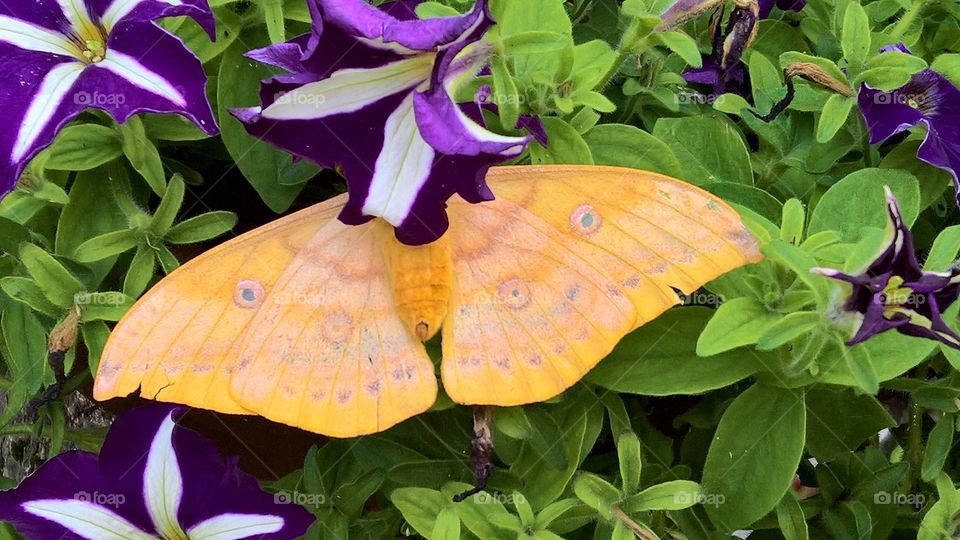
[96,51,186,106]
[56,0,102,42]
[92,0,216,38]
[143,413,188,539]
[0,15,77,57]
[22,500,157,540]
[11,61,85,163]
[261,55,434,120]
[362,93,438,226]
[316,0,490,52]
[186,513,285,540]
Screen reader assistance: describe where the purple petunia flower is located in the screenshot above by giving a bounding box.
[858,43,960,208]
[0,0,220,198]
[232,0,535,245]
[0,405,314,539]
[812,187,960,350]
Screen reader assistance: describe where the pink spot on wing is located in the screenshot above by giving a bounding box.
[234,279,265,309]
[570,204,601,236]
[498,278,531,310]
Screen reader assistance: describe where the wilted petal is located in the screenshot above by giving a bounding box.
[186,513,284,540]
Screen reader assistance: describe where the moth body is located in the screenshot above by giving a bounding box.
[380,222,454,341]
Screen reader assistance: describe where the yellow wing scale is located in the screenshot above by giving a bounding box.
[95,165,761,437]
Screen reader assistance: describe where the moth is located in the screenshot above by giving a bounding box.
[94,165,762,437]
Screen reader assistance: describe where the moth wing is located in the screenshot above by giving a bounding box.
[228,220,437,437]
[95,195,348,414]
[441,165,761,405]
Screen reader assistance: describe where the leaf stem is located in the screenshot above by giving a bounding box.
[890,0,926,40]
[907,401,923,490]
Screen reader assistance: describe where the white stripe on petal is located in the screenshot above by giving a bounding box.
[362,93,436,226]
[57,0,101,44]
[261,54,434,120]
[96,51,186,106]
[186,513,285,540]
[22,499,156,540]
[143,413,187,540]
[0,16,77,56]
[12,62,85,162]
[102,0,183,32]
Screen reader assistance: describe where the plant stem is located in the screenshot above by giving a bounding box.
[890,0,926,40]
[907,401,923,490]
[862,123,874,168]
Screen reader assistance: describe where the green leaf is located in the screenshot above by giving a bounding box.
[776,492,809,540]
[815,94,854,143]
[0,217,30,257]
[490,54,520,130]
[430,508,460,540]
[712,93,752,116]
[263,0,285,43]
[0,301,47,422]
[573,473,621,519]
[415,1,460,17]
[332,468,385,518]
[656,31,701,67]
[621,480,702,511]
[502,31,571,56]
[841,2,871,67]
[702,183,783,223]
[575,91,616,112]
[149,175,185,235]
[73,229,139,263]
[652,117,753,185]
[588,307,764,394]
[165,212,238,244]
[55,166,128,284]
[925,225,960,272]
[584,124,682,177]
[0,277,60,316]
[118,117,167,195]
[526,405,570,470]
[931,53,960,86]
[841,343,878,395]
[143,114,210,141]
[617,431,642,495]
[921,415,955,482]
[218,27,315,212]
[855,67,914,91]
[529,117,593,165]
[702,384,806,530]
[76,292,134,322]
[780,198,805,244]
[807,168,920,241]
[756,312,821,350]
[697,298,779,355]
[19,243,84,307]
[124,245,156,297]
[804,385,894,461]
[44,124,123,171]
[391,488,446,538]
[866,51,927,73]
[919,472,960,540]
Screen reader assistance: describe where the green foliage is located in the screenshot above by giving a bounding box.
[2,0,959,538]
